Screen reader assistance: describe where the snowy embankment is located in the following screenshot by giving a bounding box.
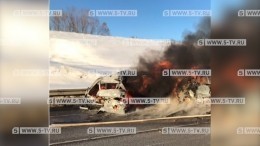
[50,31,171,89]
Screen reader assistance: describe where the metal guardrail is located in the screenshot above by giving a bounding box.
[51,114,211,127]
[49,88,87,97]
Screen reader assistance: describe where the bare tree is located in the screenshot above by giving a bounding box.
[50,14,61,31]
[89,18,99,34]
[97,22,110,36]
[78,9,88,33]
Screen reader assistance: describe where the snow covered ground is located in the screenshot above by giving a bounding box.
[50,31,172,89]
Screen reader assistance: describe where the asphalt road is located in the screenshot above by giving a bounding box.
[50,115,210,146]
[58,127,210,146]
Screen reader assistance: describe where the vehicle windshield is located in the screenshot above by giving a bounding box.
[100,83,117,90]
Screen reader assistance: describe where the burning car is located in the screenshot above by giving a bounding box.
[81,75,129,114]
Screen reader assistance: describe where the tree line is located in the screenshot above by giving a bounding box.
[50,7,110,36]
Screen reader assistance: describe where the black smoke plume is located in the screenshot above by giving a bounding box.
[124,18,211,98]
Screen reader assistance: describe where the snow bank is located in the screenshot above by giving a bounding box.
[50,31,171,89]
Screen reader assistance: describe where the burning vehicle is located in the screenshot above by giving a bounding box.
[81,75,130,114]
[81,70,211,115]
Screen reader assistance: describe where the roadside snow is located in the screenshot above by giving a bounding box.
[50,31,171,89]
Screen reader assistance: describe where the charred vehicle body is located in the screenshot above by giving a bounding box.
[81,75,130,114]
